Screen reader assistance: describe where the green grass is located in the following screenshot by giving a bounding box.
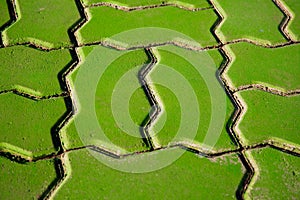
[0,157,57,199]
[0,46,72,95]
[3,0,80,48]
[77,6,218,47]
[82,0,210,8]
[0,93,66,157]
[249,148,300,199]
[54,148,243,199]
[0,0,10,28]
[213,0,287,44]
[226,43,300,91]
[147,46,235,151]
[65,46,151,152]
[283,0,300,40]
[237,90,300,147]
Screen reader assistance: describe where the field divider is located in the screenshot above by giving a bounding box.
[209,1,258,198]
[36,0,89,199]
[233,84,300,97]
[0,89,69,100]
[1,37,299,53]
[273,0,297,42]
[86,2,213,12]
[0,0,19,47]
[137,48,161,150]
[0,0,17,47]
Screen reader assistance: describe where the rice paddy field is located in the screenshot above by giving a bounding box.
[0,0,299,199]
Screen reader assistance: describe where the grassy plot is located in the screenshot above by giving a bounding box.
[54,148,244,199]
[0,157,57,199]
[82,0,210,8]
[236,90,300,147]
[0,46,72,95]
[3,0,80,48]
[147,46,235,151]
[248,148,300,199]
[283,0,300,40]
[64,46,151,152]
[0,0,10,28]
[77,6,218,47]
[0,93,66,157]
[226,43,300,91]
[212,0,286,44]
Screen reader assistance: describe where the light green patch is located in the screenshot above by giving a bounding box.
[226,43,300,91]
[0,157,57,199]
[54,148,243,199]
[65,46,151,152]
[77,6,218,47]
[3,0,80,48]
[249,148,300,199]
[0,0,10,28]
[149,46,235,151]
[0,142,33,159]
[0,46,72,95]
[0,93,66,157]
[129,87,152,128]
[213,0,287,44]
[237,90,300,147]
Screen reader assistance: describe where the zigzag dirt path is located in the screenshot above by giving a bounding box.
[0,89,69,100]
[137,48,161,150]
[273,0,296,41]
[86,2,213,11]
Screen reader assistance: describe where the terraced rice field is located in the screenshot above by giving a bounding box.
[0,0,299,199]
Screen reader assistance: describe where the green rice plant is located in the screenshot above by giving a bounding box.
[3,0,80,48]
[77,6,218,47]
[249,148,300,199]
[148,46,235,151]
[0,0,10,28]
[213,0,287,45]
[226,43,300,91]
[237,90,300,147]
[0,46,72,96]
[54,148,244,199]
[0,93,66,157]
[0,157,57,199]
[64,46,151,152]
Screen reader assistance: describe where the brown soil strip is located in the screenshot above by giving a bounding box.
[35,1,92,199]
[0,89,69,100]
[38,155,68,200]
[2,139,299,164]
[137,48,160,150]
[2,38,299,54]
[86,2,213,12]
[234,84,300,96]
[0,0,17,47]
[273,0,295,41]
[210,1,262,199]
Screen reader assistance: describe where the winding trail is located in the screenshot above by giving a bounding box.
[273,0,296,42]
[233,84,300,96]
[137,48,161,150]
[86,2,213,11]
[0,89,69,100]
